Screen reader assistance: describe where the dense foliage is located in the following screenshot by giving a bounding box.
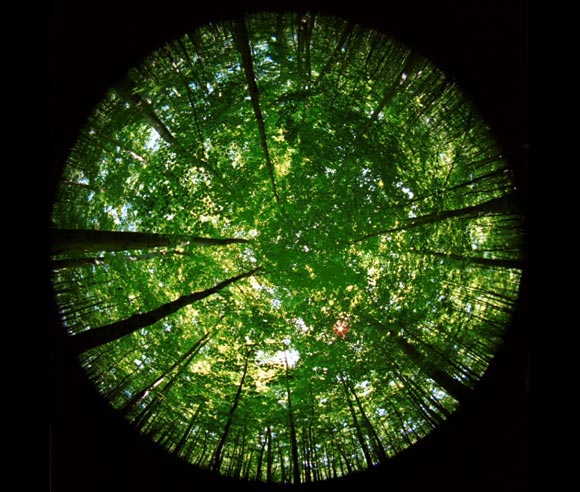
[50,12,523,484]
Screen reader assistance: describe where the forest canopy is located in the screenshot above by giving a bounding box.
[50,12,524,485]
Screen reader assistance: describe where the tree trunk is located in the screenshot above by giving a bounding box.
[120,332,211,415]
[340,376,374,467]
[396,337,471,402]
[347,383,388,463]
[51,228,248,255]
[231,18,281,205]
[176,409,199,459]
[366,53,424,128]
[115,79,176,144]
[284,352,301,484]
[255,428,268,481]
[266,426,274,483]
[297,13,314,88]
[211,351,250,473]
[50,257,104,270]
[313,22,354,87]
[328,426,353,473]
[350,194,518,244]
[68,268,261,354]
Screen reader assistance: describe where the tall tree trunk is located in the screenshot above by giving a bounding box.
[283,354,301,484]
[297,13,314,88]
[101,134,150,165]
[231,18,281,206]
[211,352,250,473]
[347,383,388,463]
[416,249,523,269]
[340,376,374,467]
[350,194,518,244]
[51,228,248,255]
[328,426,353,473]
[266,426,274,483]
[395,337,471,402]
[365,52,421,128]
[173,405,202,457]
[50,257,104,270]
[120,331,212,415]
[115,79,176,144]
[255,428,268,481]
[68,268,261,354]
[132,372,182,433]
[313,22,354,87]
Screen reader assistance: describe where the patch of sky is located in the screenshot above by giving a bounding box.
[294,317,309,333]
[145,128,161,151]
[256,347,300,368]
[395,181,414,199]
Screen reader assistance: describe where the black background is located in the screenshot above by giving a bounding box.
[48,1,528,490]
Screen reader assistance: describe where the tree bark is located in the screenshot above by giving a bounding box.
[396,337,471,402]
[231,18,281,206]
[348,383,388,463]
[115,79,176,144]
[417,249,523,269]
[313,22,354,87]
[51,228,248,255]
[297,13,314,88]
[340,376,374,467]
[284,353,301,484]
[211,352,250,473]
[68,268,261,354]
[266,426,274,483]
[255,428,268,481]
[120,332,211,415]
[365,52,421,128]
[50,257,104,270]
[349,194,518,244]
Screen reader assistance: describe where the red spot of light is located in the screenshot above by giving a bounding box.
[333,320,349,338]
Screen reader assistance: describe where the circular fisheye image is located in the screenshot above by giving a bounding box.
[50,11,525,486]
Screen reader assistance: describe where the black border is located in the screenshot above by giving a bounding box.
[48,2,528,491]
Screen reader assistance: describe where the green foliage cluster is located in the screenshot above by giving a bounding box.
[51,12,523,484]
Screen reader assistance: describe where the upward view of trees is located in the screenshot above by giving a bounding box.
[50,12,524,485]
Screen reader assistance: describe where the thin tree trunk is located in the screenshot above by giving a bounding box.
[101,134,150,165]
[50,257,104,270]
[395,337,470,402]
[233,425,248,478]
[62,180,101,192]
[417,249,523,269]
[255,429,268,481]
[328,426,353,473]
[68,268,261,354]
[347,383,388,463]
[51,228,248,255]
[301,425,311,483]
[115,79,176,144]
[297,13,314,88]
[173,405,203,457]
[404,325,476,385]
[211,351,250,473]
[231,18,281,206]
[120,331,211,414]
[349,194,518,244]
[283,352,301,484]
[390,359,446,426]
[313,22,354,88]
[365,52,421,128]
[340,376,374,467]
[266,426,274,483]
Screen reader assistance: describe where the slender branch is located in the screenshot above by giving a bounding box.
[231,18,281,206]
